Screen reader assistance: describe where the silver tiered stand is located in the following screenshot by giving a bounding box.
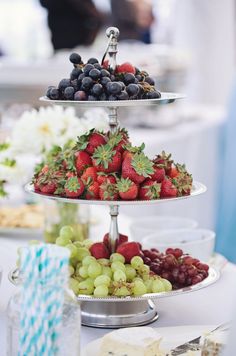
[24,28,219,328]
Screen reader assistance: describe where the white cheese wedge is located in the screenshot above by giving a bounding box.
[99,327,163,356]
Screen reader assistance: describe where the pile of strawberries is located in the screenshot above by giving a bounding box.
[33,128,193,201]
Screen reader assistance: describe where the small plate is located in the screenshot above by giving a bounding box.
[82,324,216,356]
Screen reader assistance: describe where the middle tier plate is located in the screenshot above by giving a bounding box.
[25,181,206,206]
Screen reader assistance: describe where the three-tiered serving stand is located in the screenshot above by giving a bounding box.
[25,28,219,328]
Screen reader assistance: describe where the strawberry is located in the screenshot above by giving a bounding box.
[122,142,145,161]
[107,128,129,154]
[139,179,161,200]
[117,177,139,200]
[66,171,76,178]
[99,181,119,201]
[92,144,121,173]
[75,151,92,175]
[168,166,179,179]
[90,242,110,259]
[150,165,165,182]
[102,59,109,69]
[160,179,178,198]
[171,164,193,196]
[85,181,100,200]
[153,151,173,175]
[65,176,85,198]
[76,129,106,155]
[81,166,97,183]
[40,182,57,194]
[116,242,141,263]
[97,173,117,185]
[122,151,154,184]
[115,233,128,250]
[116,62,136,75]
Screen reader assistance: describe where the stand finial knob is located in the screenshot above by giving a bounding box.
[106,27,120,39]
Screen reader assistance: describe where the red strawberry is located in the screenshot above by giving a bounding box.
[75,151,92,175]
[107,128,129,154]
[81,166,97,183]
[116,62,136,75]
[40,182,57,194]
[90,242,110,259]
[76,129,106,155]
[168,167,179,179]
[65,176,85,198]
[150,166,165,182]
[85,181,100,200]
[116,242,141,263]
[92,144,121,173]
[66,171,76,178]
[160,179,178,198]
[139,179,161,200]
[97,173,116,185]
[122,152,154,184]
[117,177,139,200]
[41,165,49,174]
[153,151,173,175]
[102,59,109,69]
[99,181,119,201]
[171,164,193,196]
[115,233,128,250]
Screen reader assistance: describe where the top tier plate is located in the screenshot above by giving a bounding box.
[40,92,184,108]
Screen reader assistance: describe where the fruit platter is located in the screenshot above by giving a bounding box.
[23,27,219,328]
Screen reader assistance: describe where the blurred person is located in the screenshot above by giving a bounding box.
[110,0,154,44]
[39,0,103,50]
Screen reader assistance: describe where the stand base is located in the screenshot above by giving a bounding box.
[80,299,159,328]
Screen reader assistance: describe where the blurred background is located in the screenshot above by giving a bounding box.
[0,0,235,261]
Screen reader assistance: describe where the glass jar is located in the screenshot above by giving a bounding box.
[7,289,81,356]
[44,200,90,243]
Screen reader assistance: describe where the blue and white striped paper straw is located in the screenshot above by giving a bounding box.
[18,244,70,356]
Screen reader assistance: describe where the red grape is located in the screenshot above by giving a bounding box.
[173,248,183,258]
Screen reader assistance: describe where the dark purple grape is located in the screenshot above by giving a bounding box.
[118,81,126,90]
[179,265,188,273]
[126,84,139,98]
[74,91,87,101]
[177,272,186,285]
[64,86,75,100]
[192,275,203,285]
[69,53,82,64]
[109,82,122,95]
[91,83,103,97]
[187,266,197,277]
[89,69,101,80]
[83,64,94,76]
[100,77,111,87]
[110,74,116,81]
[145,76,155,86]
[87,57,99,64]
[150,262,162,274]
[172,268,179,280]
[58,79,71,91]
[88,95,97,101]
[124,73,135,85]
[147,91,161,99]
[81,77,93,91]
[99,93,107,101]
[49,88,60,100]
[108,95,118,101]
[161,271,172,281]
[136,74,142,82]
[100,69,110,77]
[186,277,192,286]
[150,248,159,253]
[94,63,102,70]
[143,257,151,265]
[117,90,129,100]
[46,86,55,98]
[70,68,82,80]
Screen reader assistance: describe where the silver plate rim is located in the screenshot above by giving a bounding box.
[39,92,185,107]
[76,266,219,302]
[24,181,206,206]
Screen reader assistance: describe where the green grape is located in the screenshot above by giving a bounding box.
[152,279,165,293]
[110,253,125,264]
[60,225,74,240]
[94,275,111,287]
[102,266,113,279]
[68,265,75,276]
[114,286,130,297]
[82,255,96,266]
[161,278,172,292]
[73,241,83,248]
[131,256,144,270]
[125,264,136,281]
[82,239,93,249]
[94,285,109,297]
[138,264,150,275]
[78,280,94,295]
[69,277,80,294]
[79,266,89,278]
[132,280,147,296]
[66,243,78,258]
[70,257,79,268]
[97,258,110,266]
[77,247,91,261]
[75,263,82,276]
[88,262,102,279]
[144,279,153,293]
[133,277,143,283]
[73,225,84,241]
[29,240,40,245]
[113,270,126,282]
[111,261,126,273]
[74,275,83,283]
[56,236,71,247]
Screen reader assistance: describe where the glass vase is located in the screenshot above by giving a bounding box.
[44,200,90,243]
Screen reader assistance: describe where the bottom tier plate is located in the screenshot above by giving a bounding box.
[78,267,219,328]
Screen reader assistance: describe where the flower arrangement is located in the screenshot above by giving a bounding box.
[0,106,109,197]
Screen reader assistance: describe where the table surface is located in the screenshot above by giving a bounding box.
[0,207,235,355]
